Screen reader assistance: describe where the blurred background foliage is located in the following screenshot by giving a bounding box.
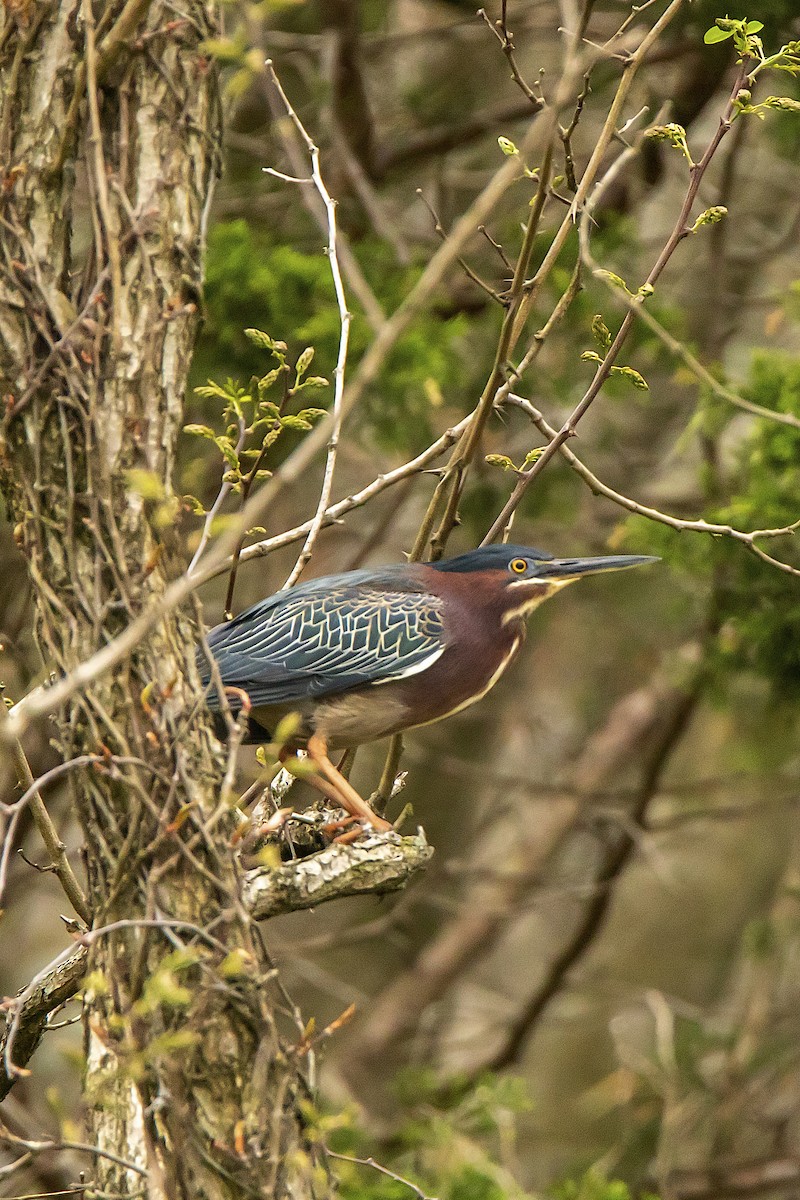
[5,1,800,1197]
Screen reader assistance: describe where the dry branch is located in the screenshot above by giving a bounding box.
[0,829,433,1100]
[243,830,433,920]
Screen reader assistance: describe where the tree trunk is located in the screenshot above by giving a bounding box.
[0,3,329,1195]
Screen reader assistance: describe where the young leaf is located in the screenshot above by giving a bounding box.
[485,453,517,472]
[257,368,283,392]
[595,269,632,295]
[245,328,285,352]
[295,347,314,379]
[591,314,612,350]
[704,25,733,43]
[691,206,728,232]
[762,95,800,112]
[611,365,649,390]
[214,437,240,469]
[497,136,519,156]
[126,469,165,502]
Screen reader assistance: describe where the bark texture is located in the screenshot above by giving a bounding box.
[0,4,329,1195]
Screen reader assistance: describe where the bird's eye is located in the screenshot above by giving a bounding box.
[509,558,528,575]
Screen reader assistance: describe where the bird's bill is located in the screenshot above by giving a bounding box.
[533,554,659,581]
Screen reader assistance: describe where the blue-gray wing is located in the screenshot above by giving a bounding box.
[199,582,446,710]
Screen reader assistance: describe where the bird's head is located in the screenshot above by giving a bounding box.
[431,544,658,621]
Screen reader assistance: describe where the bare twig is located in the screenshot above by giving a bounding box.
[328,1150,439,1200]
[508,0,686,347]
[507,393,800,577]
[264,62,352,590]
[0,1120,148,1179]
[260,69,386,334]
[478,2,544,110]
[0,705,90,924]
[483,47,748,544]
[417,188,506,305]
[584,250,800,431]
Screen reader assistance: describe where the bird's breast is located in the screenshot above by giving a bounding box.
[312,605,525,748]
[393,615,524,732]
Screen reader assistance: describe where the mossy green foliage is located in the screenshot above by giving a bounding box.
[328,1091,655,1200]
[324,1069,536,1199]
[553,1171,660,1200]
[190,220,473,453]
[625,349,800,692]
[685,0,799,43]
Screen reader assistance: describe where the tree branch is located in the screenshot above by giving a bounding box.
[243,829,433,921]
[482,48,749,543]
[0,829,433,1099]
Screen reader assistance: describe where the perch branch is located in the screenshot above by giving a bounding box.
[0,829,432,1097]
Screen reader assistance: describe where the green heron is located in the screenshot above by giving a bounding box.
[199,545,657,831]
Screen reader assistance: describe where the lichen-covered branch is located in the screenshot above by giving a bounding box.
[1,830,433,1102]
[244,830,433,920]
[0,946,88,1103]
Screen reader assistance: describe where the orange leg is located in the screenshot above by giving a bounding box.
[306,733,393,833]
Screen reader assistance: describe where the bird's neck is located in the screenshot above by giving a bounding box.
[500,582,557,626]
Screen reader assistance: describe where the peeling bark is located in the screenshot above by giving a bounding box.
[244,830,433,920]
[0,4,331,1195]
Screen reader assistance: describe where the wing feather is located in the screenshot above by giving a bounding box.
[199,577,445,711]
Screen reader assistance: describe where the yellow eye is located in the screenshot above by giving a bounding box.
[510,558,528,575]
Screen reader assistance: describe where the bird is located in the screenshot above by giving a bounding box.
[198,544,657,832]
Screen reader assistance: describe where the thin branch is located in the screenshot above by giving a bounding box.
[508,0,686,347]
[417,188,506,305]
[187,414,247,574]
[0,1120,148,1179]
[482,47,749,544]
[0,706,90,924]
[328,1150,439,1200]
[506,393,800,576]
[478,4,544,109]
[264,61,352,590]
[260,68,386,334]
[0,829,433,1095]
[583,247,800,431]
